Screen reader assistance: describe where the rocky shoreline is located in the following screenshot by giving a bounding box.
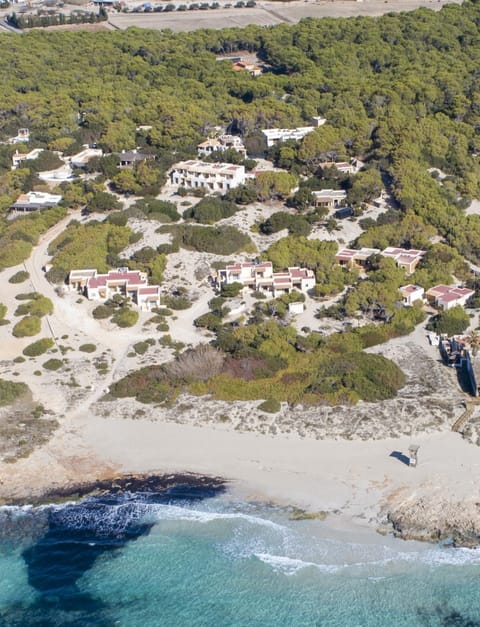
[1,472,227,507]
[380,493,480,548]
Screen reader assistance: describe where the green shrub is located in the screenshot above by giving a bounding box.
[162,295,191,310]
[92,305,113,319]
[133,341,150,355]
[14,295,53,318]
[168,224,254,255]
[0,378,29,406]
[112,308,139,328]
[23,338,54,357]
[183,197,238,224]
[15,292,37,301]
[0,303,6,320]
[258,398,281,413]
[43,358,63,371]
[13,356,26,363]
[79,343,97,353]
[12,316,41,338]
[46,266,68,285]
[430,305,470,336]
[9,270,29,284]
[221,282,243,298]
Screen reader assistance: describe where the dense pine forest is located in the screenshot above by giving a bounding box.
[2,3,480,260]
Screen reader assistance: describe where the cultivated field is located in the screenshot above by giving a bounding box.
[109,0,462,33]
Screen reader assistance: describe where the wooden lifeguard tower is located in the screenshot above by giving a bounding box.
[408,444,419,467]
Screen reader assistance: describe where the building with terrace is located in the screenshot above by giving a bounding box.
[197,135,247,158]
[425,284,475,310]
[8,128,30,144]
[118,149,155,168]
[262,127,315,148]
[399,284,425,306]
[170,160,245,192]
[312,189,347,209]
[68,267,160,311]
[218,261,315,297]
[11,191,62,212]
[335,247,426,274]
[381,247,425,275]
[335,247,381,268]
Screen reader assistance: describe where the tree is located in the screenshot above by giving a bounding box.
[431,306,470,336]
[89,191,121,212]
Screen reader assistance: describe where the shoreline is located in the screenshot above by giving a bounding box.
[1,405,480,547]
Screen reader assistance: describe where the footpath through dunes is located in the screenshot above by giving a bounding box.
[108,0,462,32]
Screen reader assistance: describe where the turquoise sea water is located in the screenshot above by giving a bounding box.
[1,483,480,626]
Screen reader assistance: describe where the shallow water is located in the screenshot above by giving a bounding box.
[1,484,480,626]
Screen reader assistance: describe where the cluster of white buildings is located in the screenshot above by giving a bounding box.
[218,261,315,298]
[68,267,160,311]
[170,160,246,192]
[399,283,474,310]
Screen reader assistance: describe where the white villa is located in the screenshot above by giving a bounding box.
[312,189,347,209]
[336,247,425,274]
[262,127,315,148]
[399,284,425,306]
[321,159,362,175]
[68,267,160,311]
[197,135,247,158]
[219,261,315,297]
[170,160,246,192]
[426,284,475,310]
[9,128,30,144]
[11,148,43,170]
[11,191,62,212]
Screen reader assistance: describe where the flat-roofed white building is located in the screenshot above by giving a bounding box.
[197,135,246,158]
[262,127,315,148]
[11,148,43,170]
[11,191,62,212]
[399,284,425,306]
[170,160,245,192]
[312,189,347,209]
